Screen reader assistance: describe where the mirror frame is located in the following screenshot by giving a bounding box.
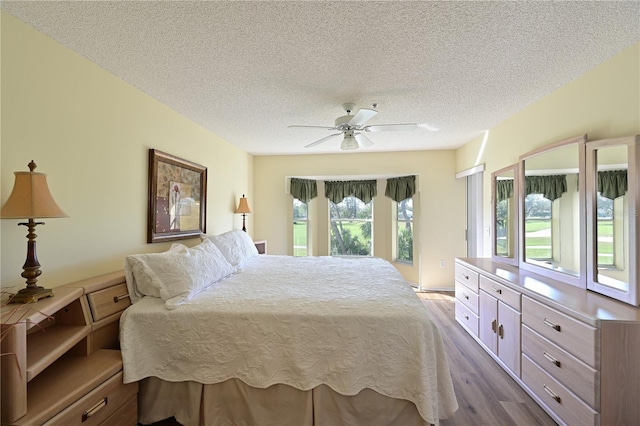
[586,135,639,306]
[518,134,587,288]
[491,164,519,265]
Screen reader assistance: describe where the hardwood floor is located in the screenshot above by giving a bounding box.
[417,291,556,426]
[148,292,556,426]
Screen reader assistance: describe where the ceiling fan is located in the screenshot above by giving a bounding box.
[288,103,425,151]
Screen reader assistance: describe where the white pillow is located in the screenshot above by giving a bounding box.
[202,229,258,266]
[124,240,235,309]
[124,243,187,303]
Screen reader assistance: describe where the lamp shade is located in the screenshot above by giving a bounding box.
[235,195,251,214]
[1,167,68,219]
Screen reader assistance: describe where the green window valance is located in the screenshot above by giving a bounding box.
[525,175,567,202]
[385,175,416,202]
[324,179,377,204]
[290,178,318,203]
[495,179,514,201]
[598,170,627,200]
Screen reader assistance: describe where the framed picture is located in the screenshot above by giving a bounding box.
[147,149,207,243]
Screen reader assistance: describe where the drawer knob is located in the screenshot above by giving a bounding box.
[463,274,469,280]
[82,397,108,422]
[464,315,469,320]
[113,293,130,303]
[491,286,502,295]
[543,318,561,332]
[543,385,561,403]
[543,351,561,367]
[464,294,470,300]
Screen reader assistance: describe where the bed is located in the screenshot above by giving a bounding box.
[119,230,458,426]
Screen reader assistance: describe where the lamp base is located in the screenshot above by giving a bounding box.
[8,286,53,304]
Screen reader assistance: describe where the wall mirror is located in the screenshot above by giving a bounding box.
[586,135,638,306]
[519,135,586,287]
[492,164,518,265]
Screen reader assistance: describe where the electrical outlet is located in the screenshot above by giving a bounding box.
[439,260,445,268]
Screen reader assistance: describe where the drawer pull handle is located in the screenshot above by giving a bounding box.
[498,324,504,339]
[463,274,469,280]
[464,315,469,320]
[543,318,561,332]
[543,351,561,367]
[464,294,470,300]
[491,318,497,333]
[82,397,108,422]
[113,293,130,303]
[543,385,561,403]
[491,286,502,294]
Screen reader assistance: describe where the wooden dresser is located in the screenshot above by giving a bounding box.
[455,257,640,426]
[1,272,137,425]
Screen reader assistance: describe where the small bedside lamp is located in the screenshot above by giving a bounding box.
[235,194,251,232]
[1,161,68,303]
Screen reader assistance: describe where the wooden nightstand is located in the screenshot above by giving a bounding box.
[1,272,137,425]
[254,240,267,254]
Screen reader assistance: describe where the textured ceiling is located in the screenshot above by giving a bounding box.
[3,1,639,155]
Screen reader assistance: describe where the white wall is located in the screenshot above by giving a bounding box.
[1,12,253,289]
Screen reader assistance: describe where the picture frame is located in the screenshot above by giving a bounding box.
[147,149,207,243]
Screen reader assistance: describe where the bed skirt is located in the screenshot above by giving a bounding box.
[138,377,431,426]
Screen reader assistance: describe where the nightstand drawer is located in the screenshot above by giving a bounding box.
[455,263,479,292]
[87,284,131,322]
[43,371,137,426]
[522,296,598,368]
[522,325,598,408]
[455,280,478,315]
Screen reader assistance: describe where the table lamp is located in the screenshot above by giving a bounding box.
[235,194,251,232]
[1,161,68,303]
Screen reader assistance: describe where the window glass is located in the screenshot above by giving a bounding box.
[293,199,308,256]
[330,196,373,256]
[396,198,413,263]
[596,194,614,266]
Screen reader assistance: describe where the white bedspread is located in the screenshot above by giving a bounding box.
[119,255,458,423]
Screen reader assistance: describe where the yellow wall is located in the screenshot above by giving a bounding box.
[253,151,466,289]
[1,12,253,289]
[456,42,640,255]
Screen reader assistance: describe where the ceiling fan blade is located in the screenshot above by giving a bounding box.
[355,133,374,148]
[364,123,417,132]
[289,125,337,130]
[348,108,378,126]
[305,133,342,148]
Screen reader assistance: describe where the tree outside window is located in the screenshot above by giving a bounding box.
[396,198,413,263]
[330,196,372,256]
[596,194,614,266]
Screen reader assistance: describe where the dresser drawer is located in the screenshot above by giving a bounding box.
[455,263,479,292]
[480,275,521,310]
[455,280,478,314]
[522,296,598,368]
[522,325,598,409]
[522,355,597,426]
[43,371,137,426]
[87,284,131,322]
[455,299,479,337]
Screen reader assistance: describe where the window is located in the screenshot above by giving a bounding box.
[293,198,308,256]
[330,196,373,256]
[396,198,413,263]
[524,193,553,260]
[596,194,614,266]
[495,197,510,257]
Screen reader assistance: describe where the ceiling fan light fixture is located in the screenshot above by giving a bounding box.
[341,134,359,150]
